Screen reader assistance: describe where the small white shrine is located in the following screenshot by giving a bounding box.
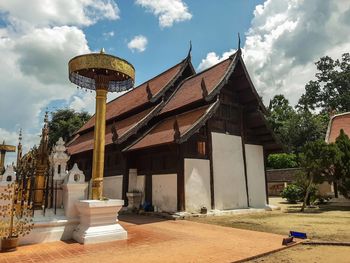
[19,138,126,245]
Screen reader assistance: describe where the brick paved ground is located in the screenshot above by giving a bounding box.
[0,214,293,263]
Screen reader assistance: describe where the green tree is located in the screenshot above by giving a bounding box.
[334,130,350,198]
[299,140,340,211]
[267,153,298,169]
[267,95,328,153]
[298,53,350,113]
[48,109,91,148]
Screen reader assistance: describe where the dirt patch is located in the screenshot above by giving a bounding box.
[248,245,350,263]
[189,197,350,262]
[189,198,350,242]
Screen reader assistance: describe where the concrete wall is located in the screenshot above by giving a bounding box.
[136,175,146,204]
[184,159,211,212]
[103,175,123,199]
[211,132,248,209]
[245,144,266,208]
[152,174,177,212]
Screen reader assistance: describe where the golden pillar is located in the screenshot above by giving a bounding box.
[91,88,108,200]
[0,151,5,172]
[68,50,135,200]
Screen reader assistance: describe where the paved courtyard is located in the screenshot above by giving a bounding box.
[0,214,294,263]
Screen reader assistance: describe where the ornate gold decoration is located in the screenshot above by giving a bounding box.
[68,53,135,92]
[68,50,135,200]
[0,145,16,152]
[0,183,34,239]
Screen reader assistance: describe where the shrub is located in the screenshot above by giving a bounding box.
[281,184,303,203]
[267,153,298,169]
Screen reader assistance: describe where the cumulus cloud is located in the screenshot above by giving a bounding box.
[135,0,192,28]
[197,49,236,72]
[127,35,148,52]
[14,26,89,84]
[0,0,121,165]
[198,0,350,105]
[0,0,120,27]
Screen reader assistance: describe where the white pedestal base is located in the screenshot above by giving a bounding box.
[73,199,127,244]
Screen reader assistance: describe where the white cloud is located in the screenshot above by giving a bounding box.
[0,0,120,27]
[135,0,192,28]
[14,26,90,84]
[127,35,148,52]
[197,0,350,106]
[103,31,115,39]
[0,0,121,166]
[197,49,236,72]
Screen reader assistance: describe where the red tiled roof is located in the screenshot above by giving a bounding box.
[126,105,211,151]
[326,113,350,143]
[77,60,187,133]
[161,57,234,114]
[67,107,155,155]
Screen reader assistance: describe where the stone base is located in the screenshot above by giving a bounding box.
[73,199,127,244]
[73,223,127,244]
[19,209,79,245]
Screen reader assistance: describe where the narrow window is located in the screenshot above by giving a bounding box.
[197,141,206,156]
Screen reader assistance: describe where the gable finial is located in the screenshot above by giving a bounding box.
[111,121,118,143]
[187,40,192,58]
[146,82,152,100]
[173,118,180,142]
[237,32,241,50]
[201,78,208,98]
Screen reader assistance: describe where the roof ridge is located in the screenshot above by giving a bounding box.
[106,58,187,106]
[160,51,239,115]
[181,50,238,83]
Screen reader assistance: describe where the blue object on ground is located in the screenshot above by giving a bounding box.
[290,231,307,239]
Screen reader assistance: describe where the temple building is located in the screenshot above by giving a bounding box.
[67,48,282,212]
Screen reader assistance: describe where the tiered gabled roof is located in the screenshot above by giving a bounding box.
[67,106,158,155]
[76,57,193,134]
[161,54,237,115]
[67,56,195,155]
[125,101,219,151]
[68,49,282,155]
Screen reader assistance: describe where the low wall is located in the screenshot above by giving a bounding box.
[245,144,267,208]
[152,174,177,212]
[184,158,211,212]
[211,132,248,209]
[103,175,123,199]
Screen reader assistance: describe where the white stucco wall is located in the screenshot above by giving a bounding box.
[152,174,177,212]
[211,132,248,209]
[103,175,123,199]
[245,144,267,208]
[184,158,211,212]
[136,175,146,204]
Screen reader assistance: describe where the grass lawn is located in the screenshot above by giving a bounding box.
[189,197,350,242]
[188,197,350,262]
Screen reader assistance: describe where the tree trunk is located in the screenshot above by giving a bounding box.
[301,173,313,212]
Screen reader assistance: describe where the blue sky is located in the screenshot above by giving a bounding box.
[0,0,349,165]
[81,0,263,85]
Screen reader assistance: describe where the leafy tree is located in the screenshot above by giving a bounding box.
[48,109,91,148]
[298,53,350,113]
[267,153,298,169]
[334,130,350,198]
[299,140,340,211]
[267,95,328,153]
